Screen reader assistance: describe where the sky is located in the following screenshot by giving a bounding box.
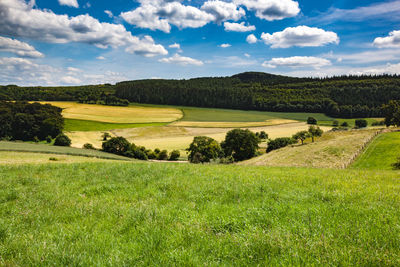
[1,0,400,86]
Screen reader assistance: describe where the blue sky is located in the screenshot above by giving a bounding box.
[1,0,400,85]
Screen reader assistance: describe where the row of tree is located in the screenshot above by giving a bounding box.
[115,72,400,118]
[0,101,64,141]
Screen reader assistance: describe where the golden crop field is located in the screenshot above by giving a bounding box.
[67,122,330,153]
[239,129,379,169]
[38,102,183,123]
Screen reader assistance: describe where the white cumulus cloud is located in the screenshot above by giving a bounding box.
[201,0,245,23]
[104,10,113,18]
[246,34,258,44]
[261,26,339,48]
[0,36,43,58]
[58,0,79,8]
[159,54,203,66]
[219,43,231,48]
[373,30,400,48]
[235,0,300,21]
[224,22,255,32]
[262,56,331,69]
[0,0,167,57]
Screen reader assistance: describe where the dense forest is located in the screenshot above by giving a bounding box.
[1,72,400,117]
[0,102,64,141]
[115,72,400,118]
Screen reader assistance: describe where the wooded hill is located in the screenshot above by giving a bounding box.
[1,72,400,118]
[115,72,400,118]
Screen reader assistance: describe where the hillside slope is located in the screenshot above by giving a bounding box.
[240,129,380,169]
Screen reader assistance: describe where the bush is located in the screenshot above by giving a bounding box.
[267,137,295,153]
[169,150,180,161]
[83,143,95,150]
[371,120,385,126]
[259,131,268,140]
[221,129,260,162]
[146,150,157,159]
[33,136,39,143]
[308,126,323,142]
[102,137,130,155]
[187,136,222,163]
[307,117,317,125]
[133,149,148,160]
[355,119,368,128]
[46,136,52,143]
[157,150,168,160]
[341,122,349,127]
[392,157,400,170]
[54,134,71,147]
[332,120,339,127]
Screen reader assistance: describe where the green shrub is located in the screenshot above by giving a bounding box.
[169,150,180,161]
[83,143,95,150]
[33,136,40,143]
[355,119,368,128]
[267,137,295,153]
[187,136,222,163]
[341,122,349,127]
[54,134,71,147]
[392,157,400,170]
[46,136,52,143]
[307,117,317,125]
[102,137,130,155]
[146,150,157,159]
[221,129,260,162]
[332,120,339,127]
[157,150,168,160]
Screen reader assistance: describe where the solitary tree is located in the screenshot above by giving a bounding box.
[307,117,317,125]
[221,129,260,161]
[54,133,71,147]
[187,136,222,163]
[308,126,323,142]
[292,130,310,145]
[355,119,368,128]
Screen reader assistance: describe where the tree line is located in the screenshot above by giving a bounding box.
[0,101,64,141]
[115,72,400,118]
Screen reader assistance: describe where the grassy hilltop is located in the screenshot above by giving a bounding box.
[0,162,399,266]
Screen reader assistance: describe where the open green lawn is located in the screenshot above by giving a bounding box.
[65,119,167,132]
[352,131,400,170]
[0,141,131,161]
[0,162,399,265]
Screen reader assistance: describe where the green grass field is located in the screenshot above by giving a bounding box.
[0,141,131,161]
[352,131,400,170]
[318,118,383,127]
[0,162,399,265]
[65,119,167,132]
[135,103,333,122]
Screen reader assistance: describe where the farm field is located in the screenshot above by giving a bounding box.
[352,131,400,170]
[64,119,167,132]
[240,129,380,169]
[38,102,183,123]
[0,141,131,161]
[0,162,399,265]
[0,151,118,164]
[68,122,331,151]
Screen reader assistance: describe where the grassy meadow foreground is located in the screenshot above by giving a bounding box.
[0,162,399,265]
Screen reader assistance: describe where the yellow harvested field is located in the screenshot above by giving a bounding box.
[170,119,297,128]
[0,151,117,164]
[239,129,379,169]
[67,122,329,153]
[38,102,183,123]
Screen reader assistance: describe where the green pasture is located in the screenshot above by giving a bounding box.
[0,141,131,161]
[352,131,400,170]
[64,119,167,132]
[318,118,384,127]
[0,162,399,266]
